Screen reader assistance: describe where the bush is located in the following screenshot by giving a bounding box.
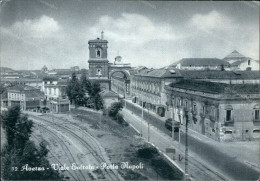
[115,113,129,126]
[108,102,123,118]
[116,113,124,124]
[137,146,159,159]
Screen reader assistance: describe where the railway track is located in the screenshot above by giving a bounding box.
[32,119,89,181]
[30,134,79,180]
[29,114,122,181]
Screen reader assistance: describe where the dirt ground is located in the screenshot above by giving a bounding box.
[1,109,183,180]
[69,108,183,180]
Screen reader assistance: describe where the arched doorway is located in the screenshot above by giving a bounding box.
[109,70,130,98]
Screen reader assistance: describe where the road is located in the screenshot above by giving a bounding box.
[122,108,260,180]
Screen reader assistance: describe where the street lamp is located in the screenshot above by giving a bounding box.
[172,110,175,141]
[124,80,127,108]
[184,110,189,180]
[140,95,144,137]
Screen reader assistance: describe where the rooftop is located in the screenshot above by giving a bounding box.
[171,58,230,67]
[167,79,260,94]
[135,68,182,78]
[224,50,246,59]
[178,70,260,79]
[88,38,108,43]
[7,85,39,92]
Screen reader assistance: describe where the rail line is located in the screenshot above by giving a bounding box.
[29,114,122,181]
[32,119,88,180]
[31,134,78,180]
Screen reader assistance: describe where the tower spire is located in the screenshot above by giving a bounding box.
[101,31,104,40]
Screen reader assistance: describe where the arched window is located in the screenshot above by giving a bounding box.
[96,48,102,58]
[225,105,233,122]
[254,104,259,121]
[96,67,102,76]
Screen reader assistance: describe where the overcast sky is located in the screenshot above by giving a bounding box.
[0,0,259,70]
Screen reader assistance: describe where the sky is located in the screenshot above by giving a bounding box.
[0,0,259,70]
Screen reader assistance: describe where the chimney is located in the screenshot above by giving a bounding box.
[101,31,104,40]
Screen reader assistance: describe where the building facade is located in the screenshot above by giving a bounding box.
[88,32,110,90]
[223,50,259,71]
[42,77,70,113]
[111,72,130,98]
[130,68,182,117]
[6,85,44,111]
[165,80,260,141]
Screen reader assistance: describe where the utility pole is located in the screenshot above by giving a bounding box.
[124,81,127,108]
[171,110,174,141]
[147,106,150,142]
[52,102,54,125]
[179,124,181,147]
[140,95,144,137]
[148,122,150,142]
[184,110,189,180]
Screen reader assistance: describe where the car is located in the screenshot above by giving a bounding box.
[165,118,180,132]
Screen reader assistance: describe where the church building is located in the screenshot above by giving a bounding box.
[88,31,110,90]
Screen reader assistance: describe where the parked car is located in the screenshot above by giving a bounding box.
[165,118,180,132]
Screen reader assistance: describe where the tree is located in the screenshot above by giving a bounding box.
[93,93,103,110]
[66,72,86,107]
[2,106,21,147]
[80,73,92,95]
[108,102,123,118]
[91,82,101,96]
[1,106,63,180]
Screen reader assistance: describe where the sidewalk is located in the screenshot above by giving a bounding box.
[122,108,227,180]
[123,99,260,179]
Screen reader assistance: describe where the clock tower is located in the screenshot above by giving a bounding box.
[88,31,110,90]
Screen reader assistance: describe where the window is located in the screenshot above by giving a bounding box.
[248,60,251,65]
[253,129,260,133]
[185,101,188,108]
[193,104,196,111]
[97,68,102,76]
[178,99,181,106]
[202,106,205,114]
[224,130,232,134]
[226,110,232,121]
[255,110,259,120]
[96,48,102,58]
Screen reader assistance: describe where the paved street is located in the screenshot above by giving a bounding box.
[122,102,260,180]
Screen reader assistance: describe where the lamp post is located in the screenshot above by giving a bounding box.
[184,110,189,180]
[140,95,144,137]
[124,80,127,108]
[147,105,150,142]
[172,110,174,141]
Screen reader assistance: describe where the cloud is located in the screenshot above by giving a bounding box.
[89,13,180,46]
[86,13,188,68]
[11,15,62,39]
[190,10,233,31]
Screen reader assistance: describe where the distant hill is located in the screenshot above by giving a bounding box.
[0,67,14,72]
